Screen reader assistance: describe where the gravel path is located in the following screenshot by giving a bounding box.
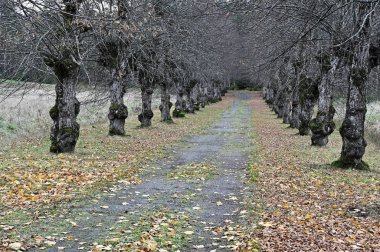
[38,91,254,252]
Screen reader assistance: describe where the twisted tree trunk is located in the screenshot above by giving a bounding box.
[138,78,154,127]
[173,85,186,118]
[184,87,195,113]
[159,82,173,122]
[290,86,301,128]
[310,55,337,146]
[283,84,292,124]
[45,0,84,153]
[335,2,374,170]
[49,72,80,153]
[108,70,128,136]
[192,84,201,111]
[338,67,368,169]
[298,75,318,135]
[199,83,207,108]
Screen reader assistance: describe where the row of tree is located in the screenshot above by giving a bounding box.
[3,0,379,169]
[259,0,380,170]
[1,0,237,153]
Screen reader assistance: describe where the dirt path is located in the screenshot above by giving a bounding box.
[39,91,254,252]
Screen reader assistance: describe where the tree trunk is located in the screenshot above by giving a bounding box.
[335,1,374,170]
[283,84,292,124]
[192,84,201,111]
[184,88,195,113]
[49,74,80,153]
[298,75,318,135]
[338,67,368,169]
[199,83,207,108]
[274,89,285,118]
[310,56,337,146]
[138,80,154,127]
[108,70,128,136]
[159,83,173,122]
[290,87,301,128]
[173,86,186,117]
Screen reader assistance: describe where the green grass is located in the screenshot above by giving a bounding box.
[96,209,192,251]
[167,162,217,181]
[0,117,16,135]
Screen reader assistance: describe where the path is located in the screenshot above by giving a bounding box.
[39,91,254,252]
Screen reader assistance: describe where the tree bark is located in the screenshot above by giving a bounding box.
[338,67,368,169]
[199,83,207,108]
[173,85,186,117]
[45,0,83,153]
[108,69,128,136]
[310,55,337,146]
[290,87,301,128]
[49,73,80,153]
[184,87,195,113]
[138,79,154,127]
[298,75,318,135]
[159,82,173,122]
[335,1,374,170]
[192,84,201,111]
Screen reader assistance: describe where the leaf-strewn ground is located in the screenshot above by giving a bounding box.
[0,94,234,250]
[248,92,380,251]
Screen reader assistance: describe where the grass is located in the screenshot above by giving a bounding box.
[0,92,235,250]
[0,88,162,147]
[0,117,16,136]
[167,162,217,181]
[95,209,192,252]
[335,99,380,148]
[244,92,380,251]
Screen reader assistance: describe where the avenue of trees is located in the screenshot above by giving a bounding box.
[259,0,380,170]
[1,0,380,170]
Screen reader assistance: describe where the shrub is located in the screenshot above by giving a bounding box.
[231,78,262,91]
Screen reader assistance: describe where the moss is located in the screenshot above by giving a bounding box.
[109,128,125,136]
[164,118,174,124]
[331,159,370,171]
[109,103,128,119]
[60,127,75,134]
[49,105,59,120]
[351,67,368,86]
[173,109,185,118]
[309,118,323,131]
[49,143,59,153]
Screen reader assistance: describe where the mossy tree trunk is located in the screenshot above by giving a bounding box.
[101,0,129,136]
[173,84,186,118]
[282,59,294,124]
[49,74,81,153]
[298,75,318,135]
[338,67,369,169]
[310,55,337,146]
[199,83,207,108]
[184,88,195,113]
[336,1,375,170]
[192,83,201,111]
[159,82,172,122]
[138,77,154,127]
[108,69,128,136]
[290,86,301,128]
[264,81,276,110]
[184,80,198,113]
[44,0,84,153]
[274,60,289,118]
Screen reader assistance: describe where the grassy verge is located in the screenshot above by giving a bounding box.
[0,94,235,250]
[167,162,217,181]
[244,93,380,251]
[93,209,192,252]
